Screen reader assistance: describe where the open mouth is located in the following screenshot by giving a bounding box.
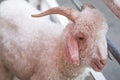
[91,62,103,72]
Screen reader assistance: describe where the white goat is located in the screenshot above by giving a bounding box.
[0,0,108,80]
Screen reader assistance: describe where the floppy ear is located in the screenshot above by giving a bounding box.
[64,25,79,65]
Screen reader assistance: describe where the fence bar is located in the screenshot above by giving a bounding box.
[107,38,120,64]
[103,0,120,19]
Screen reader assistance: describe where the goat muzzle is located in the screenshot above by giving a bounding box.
[91,58,107,72]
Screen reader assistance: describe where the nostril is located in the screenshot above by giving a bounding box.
[100,59,107,65]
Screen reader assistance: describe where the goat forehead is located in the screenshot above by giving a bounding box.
[75,22,107,37]
[76,7,107,31]
[75,9,108,33]
[80,7,105,21]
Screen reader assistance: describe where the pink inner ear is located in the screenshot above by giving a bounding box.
[65,32,79,65]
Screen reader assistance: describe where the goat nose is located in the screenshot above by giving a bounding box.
[100,59,107,65]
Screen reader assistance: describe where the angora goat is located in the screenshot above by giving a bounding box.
[0,0,108,80]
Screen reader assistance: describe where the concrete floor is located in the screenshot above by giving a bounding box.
[0,0,120,80]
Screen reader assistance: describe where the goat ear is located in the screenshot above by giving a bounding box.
[64,26,79,65]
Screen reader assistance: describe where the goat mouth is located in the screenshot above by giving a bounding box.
[91,62,103,72]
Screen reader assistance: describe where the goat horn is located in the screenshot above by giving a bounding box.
[31,6,80,23]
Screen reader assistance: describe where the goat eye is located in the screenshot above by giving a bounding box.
[79,37,84,41]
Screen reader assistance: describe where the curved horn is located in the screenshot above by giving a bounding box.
[31,6,80,23]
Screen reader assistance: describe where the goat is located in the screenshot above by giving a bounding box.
[0,0,108,80]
